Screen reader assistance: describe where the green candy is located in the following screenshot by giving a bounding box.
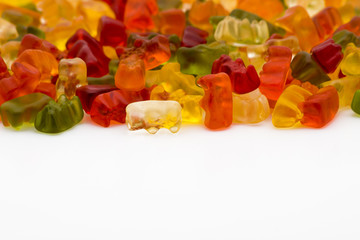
[109,59,119,76]
[332,30,360,51]
[176,42,229,76]
[210,9,286,36]
[0,93,52,129]
[290,51,330,86]
[87,75,115,86]
[35,95,84,134]
[351,90,360,115]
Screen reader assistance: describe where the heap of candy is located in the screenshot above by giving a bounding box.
[0,0,360,134]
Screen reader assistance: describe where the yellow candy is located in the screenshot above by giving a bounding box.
[0,18,18,44]
[103,46,118,60]
[272,85,312,128]
[266,36,301,56]
[56,58,87,99]
[233,88,270,124]
[212,0,237,12]
[0,41,20,67]
[150,86,203,123]
[147,62,204,95]
[285,0,325,16]
[321,76,360,107]
[341,43,360,76]
[77,0,115,37]
[126,100,182,134]
[42,17,86,51]
[214,16,269,45]
[37,0,77,27]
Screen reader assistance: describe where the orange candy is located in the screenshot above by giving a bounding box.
[299,86,339,128]
[259,46,292,102]
[15,49,58,82]
[198,73,233,130]
[312,7,343,40]
[124,0,158,32]
[276,6,320,52]
[237,0,284,21]
[188,1,228,33]
[154,9,186,38]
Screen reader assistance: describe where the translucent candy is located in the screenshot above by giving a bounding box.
[56,58,88,99]
[126,100,182,134]
[233,88,270,124]
[214,16,269,45]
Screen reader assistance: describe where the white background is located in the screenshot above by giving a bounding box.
[0,109,359,240]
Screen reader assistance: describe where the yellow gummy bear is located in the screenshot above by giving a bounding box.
[214,16,269,46]
[0,41,20,67]
[285,0,325,16]
[0,18,18,44]
[341,43,360,76]
[233,88,270,124]
[126,100,182,134]
[321,76,360,108]
[150,85,203,124]
[272,85,312,128]
[146,62,204,96]
[77,0,115,37]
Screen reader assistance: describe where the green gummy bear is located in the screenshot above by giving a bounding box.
[87,75,115,86]
[290,51,330,86]
[35,95,84,133]
[351,90,360,115]
[210,9,286,36]
[0,93,52,129]
[333,30,360,51]
[176,42,229,76]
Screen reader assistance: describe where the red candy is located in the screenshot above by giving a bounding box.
[97,16,127,47]
[212,55,260,94]
[181,26,209,48]
[76,85,118,113]
[90,88,151,127]
[311,39,343,74]
[259,46,292,101]
[299,86,339,128]
[124,0,158,32]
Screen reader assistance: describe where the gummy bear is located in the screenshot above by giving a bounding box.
[126,100,182,134]
[197,73,233,130]
[35,94,84,133]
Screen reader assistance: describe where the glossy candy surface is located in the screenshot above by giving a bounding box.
[126,100,182,134]
[35,95,84,133]
[0,93,52,129]
[197,73,233,130]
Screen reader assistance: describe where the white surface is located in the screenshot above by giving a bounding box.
[0,110,360,240]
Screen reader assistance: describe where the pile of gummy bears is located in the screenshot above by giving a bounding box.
[0,0,360,134]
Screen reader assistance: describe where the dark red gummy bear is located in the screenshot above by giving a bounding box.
[98,16,127,48]
[212,55,260,94]
[76,85,118,113]
[181,26,208,48]
[89,88,151,127]
[311,39,343,74]
[66,29,110,77]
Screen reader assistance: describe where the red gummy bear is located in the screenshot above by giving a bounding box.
[66,29,110,77]
[181,26,208,48]
[212,55,260,94]
[18,34,63,60]
[89,88,151,127]
[311,39,343,74]
[97,16,127,48]
[76,85,118,113]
